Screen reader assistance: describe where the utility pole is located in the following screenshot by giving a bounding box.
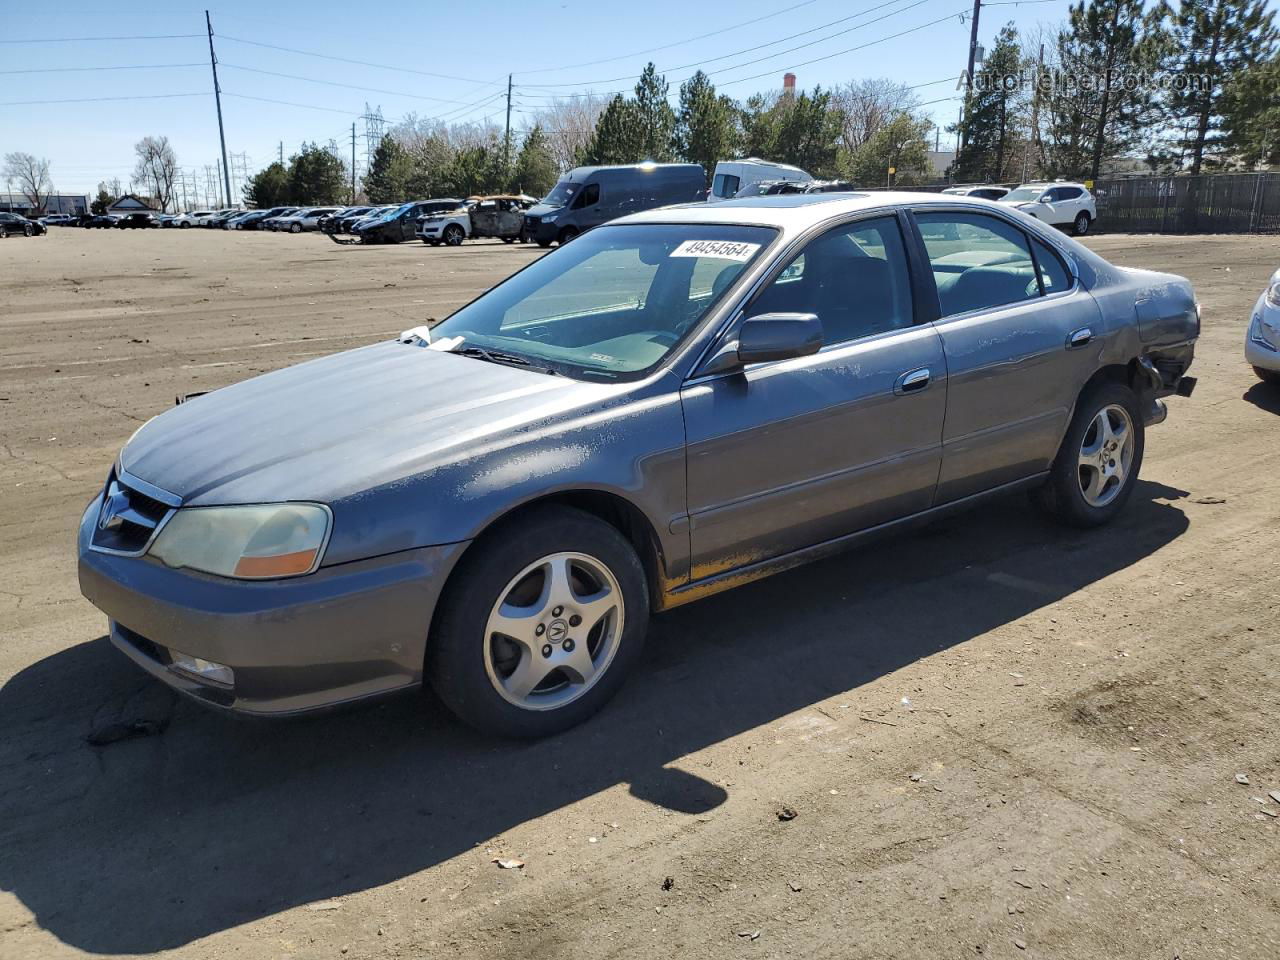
[278,141,284,165]
[350,122,357,203]
[959,0,982,153]
[504,73,513,172]
[205,10,232,209]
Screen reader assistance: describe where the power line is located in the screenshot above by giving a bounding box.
[514,0,824,76]
[0,33,203,44]
[217,34,495,86]
[523,0,937,88]
[223,92,364,116]
[0,92,206,106]
[0,62,204,75]
[219,63,500,106]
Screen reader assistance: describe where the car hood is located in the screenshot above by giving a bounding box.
[525,203,563,218]
[120,340,596,506]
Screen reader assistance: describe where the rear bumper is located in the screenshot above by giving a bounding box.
[77,495,468,716]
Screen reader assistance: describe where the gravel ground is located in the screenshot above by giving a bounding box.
[1,227,1278,960]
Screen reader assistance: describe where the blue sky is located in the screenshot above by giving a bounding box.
[0,0,1156,199]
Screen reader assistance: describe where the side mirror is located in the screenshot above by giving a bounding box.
[703,313,823,374]
[1039,194,1053,203]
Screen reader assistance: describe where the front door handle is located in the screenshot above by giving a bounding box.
[1068,327,1093,348]
[895,367,931,395]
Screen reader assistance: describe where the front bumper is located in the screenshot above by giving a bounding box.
[416,222,445,239]
[1246,302,1280,371]
[77,495,468,716]
[523,219,558,244]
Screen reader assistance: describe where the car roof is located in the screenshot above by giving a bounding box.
[619,191,1011,230]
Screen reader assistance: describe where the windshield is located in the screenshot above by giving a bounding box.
[1005,187,1044,202]
[540,180,579,208]
[431,223,777,380]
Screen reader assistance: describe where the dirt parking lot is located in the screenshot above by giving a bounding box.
[2,227,1278,960]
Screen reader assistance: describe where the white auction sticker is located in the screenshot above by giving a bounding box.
[670,239,761,261]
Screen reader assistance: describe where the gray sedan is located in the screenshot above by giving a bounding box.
[78,193,1199,736]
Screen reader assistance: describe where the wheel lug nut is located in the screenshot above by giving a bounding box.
[541,644,553,658]
[562,639,575,652]
[552,605,564,617]
[535,623,545,636]
[569,614,582,627]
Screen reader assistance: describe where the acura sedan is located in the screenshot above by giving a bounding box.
[78,193,1199,737]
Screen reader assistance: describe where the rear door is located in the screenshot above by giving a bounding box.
[911,208,1102,502]
[681,213,948,580]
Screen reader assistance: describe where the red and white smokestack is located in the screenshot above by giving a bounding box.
[783,73,796,97]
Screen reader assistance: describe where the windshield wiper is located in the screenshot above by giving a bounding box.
[451,345,565,378]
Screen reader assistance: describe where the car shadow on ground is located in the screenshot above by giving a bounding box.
[1242,380,1280,414]
[0,481,1189,954]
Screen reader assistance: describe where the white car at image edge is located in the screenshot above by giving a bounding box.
[999,182,1097,236]
[1245,268,1280,384]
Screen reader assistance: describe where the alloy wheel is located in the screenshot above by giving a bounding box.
[1077,403,1133,507]
[444,225,464,246]
[483,552,624,711]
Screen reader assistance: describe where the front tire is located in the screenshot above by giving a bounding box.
[180,221,190,228]
[290,222,302,233]
[443,224,465,246]
[1073,212,1092,236]
[428,506,649,738]
[1034,381,1144,527]
[24,224,33,237]
[557,226,578,245]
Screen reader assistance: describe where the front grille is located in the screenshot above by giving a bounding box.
[89,470,178,555]
[525,216,540,227]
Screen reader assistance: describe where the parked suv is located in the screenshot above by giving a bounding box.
[172,210,216,228]
[999,182,1096,235]
[943,185,1010,201]
[524,163,706,246]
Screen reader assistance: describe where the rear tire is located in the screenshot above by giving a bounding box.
[0,226,6,239]
[428,506,649,738]
[1033,381,1144,528]
[1253,365,1280,385]
[1073,212,1092,236]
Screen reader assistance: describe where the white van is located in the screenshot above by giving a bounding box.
[708,158,811,202]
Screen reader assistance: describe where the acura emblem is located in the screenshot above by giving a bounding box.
[98,482,129,531]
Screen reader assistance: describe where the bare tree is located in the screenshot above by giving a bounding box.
[528,94,609,171]
[832,79,922,155]
[131,136,179,212]
[3,152,53,212]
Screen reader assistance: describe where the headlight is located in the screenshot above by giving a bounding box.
[149,503,331,579]
[1266,280,1280,309]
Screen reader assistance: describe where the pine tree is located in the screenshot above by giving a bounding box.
[579,95,644,165]
[287,143,347,205]
[1221,51,1280,166]
[511,125,559,196]
[363,134,414,203]
[674,71,740,177]
[633,63,677,161]
[1169,0,1277,172]
[954,24,1029,182]
[243,161,290,207]
[1052,0,1168,179]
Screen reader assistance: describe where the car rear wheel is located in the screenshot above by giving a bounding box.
[443,224,465,246]
[1073,212,1091,236]
[428,506,649,738]
[1033,381,1144,527]
[0,226,7,239]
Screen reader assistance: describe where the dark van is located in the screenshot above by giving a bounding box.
[523,163,706,246]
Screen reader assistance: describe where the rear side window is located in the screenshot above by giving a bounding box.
[916,212,1039,317]
[1055,187,1082,200]
[712,174,740,198]
[1031,236,1071,293]
[747,216,914,344]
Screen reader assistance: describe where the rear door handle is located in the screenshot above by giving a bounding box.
[1068,327,1093,348]
[895,367,931,395]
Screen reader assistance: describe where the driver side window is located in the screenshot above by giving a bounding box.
[573,184,600,209]
[745,216,915,345]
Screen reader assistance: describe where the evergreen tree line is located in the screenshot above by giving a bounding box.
[245,0,1276,206]
[955,0,1277,182]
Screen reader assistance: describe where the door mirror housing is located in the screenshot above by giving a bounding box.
[733,312,823,366]
[1039,193,1053,203]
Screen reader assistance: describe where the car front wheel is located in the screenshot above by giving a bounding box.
[428,506,649,737]
[1034,381,1144,527]
[1073,212,1091,235]
[24,224,33,236]
[1253,365,1280,385]
[443,224,465,246]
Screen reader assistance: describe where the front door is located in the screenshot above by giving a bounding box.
[681,214,948,581]
[912,208,1103,502]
